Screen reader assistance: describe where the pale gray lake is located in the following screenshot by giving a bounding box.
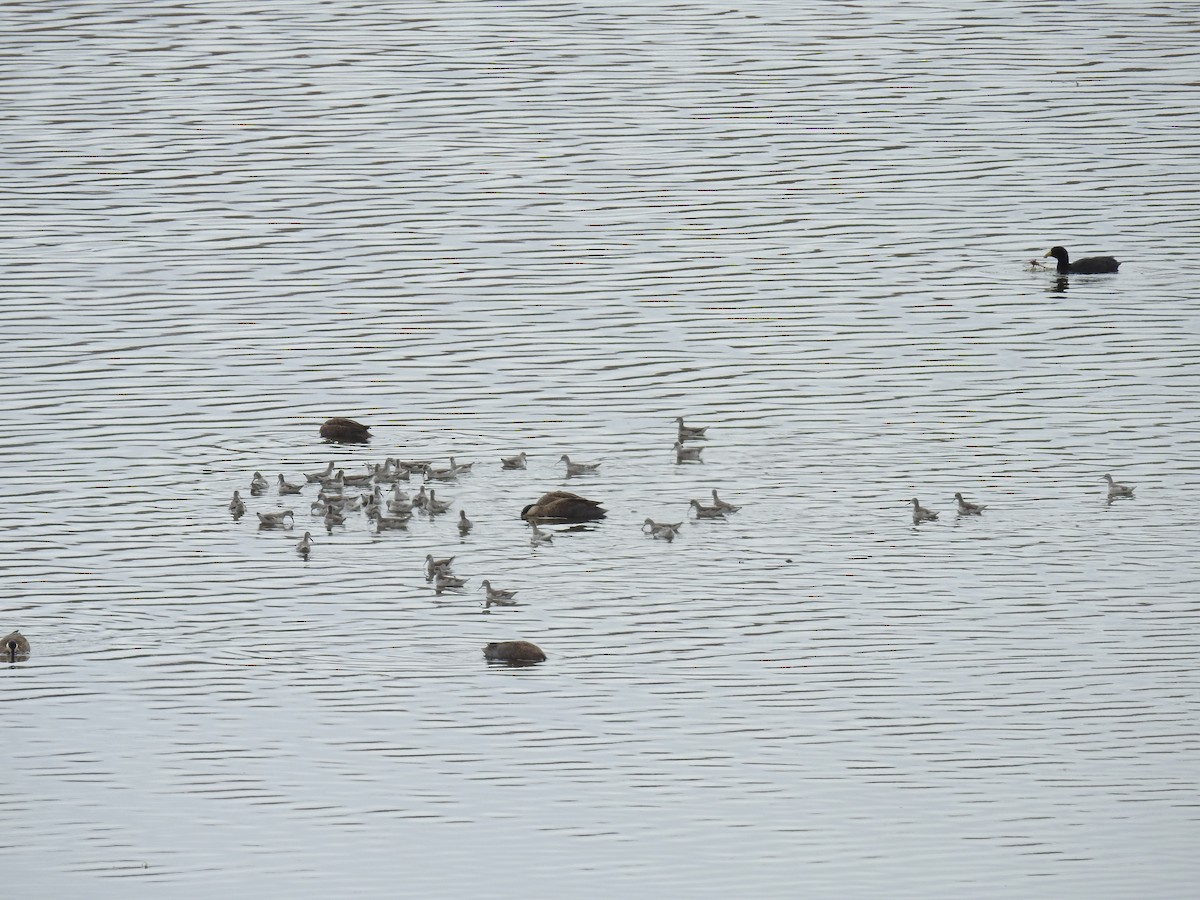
[3,1,1200,897]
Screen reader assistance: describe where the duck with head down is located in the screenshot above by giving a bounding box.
[520,491,606,523]
[3,631,29,663]
[319,417,371,444]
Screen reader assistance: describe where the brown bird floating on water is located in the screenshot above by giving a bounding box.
[483,640,546,664]
[1044,246,1120,275]
[319,417,371,443]
[3,631,30,663]
[520,491,606,522]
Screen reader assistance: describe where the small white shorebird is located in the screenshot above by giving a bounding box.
[559,454,600,477]
[675,416,708,441]
[425,489,453,515]
[481,580,518,606]
[500,452,528,470]
[710,489,740,512]
[642,517,683,541]
[229,490,245,518]
[954,492,986,515]
[257,509,295,529]
[689,499,726,519]
[911,498,938,524]
[674,441,704,463]
[425,554,455,581]
[277,473,305,495]
[434,572,468,594]
[305,461,335,483]
[296,531,314,558]
[1103,473,1135,500]
[458,509,473,535]
[250,471,269,496]
[529,522,554,545]
[371,509,411,531]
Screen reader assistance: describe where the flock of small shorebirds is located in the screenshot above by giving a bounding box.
[1,406,1139,668]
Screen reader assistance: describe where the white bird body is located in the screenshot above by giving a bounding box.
[1104,474,1135,499]
[257,509,295,528]
[674,441,704,462]
[501,452,528,470]
[675,416,708,441]
[911,498,939,524]
[954,492,986,515]
[559,454,600,476]
[305,462,335,483]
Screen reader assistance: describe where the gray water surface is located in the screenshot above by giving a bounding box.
[3,1,1200,897]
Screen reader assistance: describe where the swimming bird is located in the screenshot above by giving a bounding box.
[458,509,473,535]
[1103,473,1135,499]
[387,490,413,516]
[521,491,606,522]
[339,469,374,487]
[250,471,269,496]
[434,572,468,594]
[689,499,727,519]
[3,631,29,663]
[412,485,428,511]
[425,554,455,581]
[229,490,245,519]
[319,417,371,443]
[319,490,361,510]
[911,498,938,524]
[642,518,682,541]
[257,509,295,529]
[426,462,459,481]
[483,640,546,664]
[277,473,305,495]
[529,522,554,545]
[323,506,346,528]
[954,492,986,515]
[1044,246,1120,275]
[501,452,528,470]
[481,580,518,605]
[449,456,473,474]
[674,441,704,463]
[675,416,708,441]
[558,454,600,477]
[305,461,335,483]
[710,489,740,512]
[425,489,453,515]
[296,531,314,558]
[372,511,411,531]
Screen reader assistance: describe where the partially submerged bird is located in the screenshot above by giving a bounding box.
[425,554,455,580]
[710,489,740,512]
[501,452,528,470]
[277,473,305,495]
[481,580,518,606]
[674,441,704,463]
[1044,246,1120,275]
[305,461,335,483]
[689,499,726,519]
[558,454,600,477]
[434,572,468,594]
[229,490,245,519]
[250,471,269,496]
[954,492,986,515]
[483,640,546,664]
[319,417,371,443]
[529,522,554,545]
[643,517,683,541]
[296,531,314,557]
[520,491,606,522]
[425,489,452,515]
[3,631,29,663]
[257,509,295,529]
[1103,473,1135,499]
[675,416,708,441]
[372,511,411,531]
[911,498,938,524]
[458,509,473,535]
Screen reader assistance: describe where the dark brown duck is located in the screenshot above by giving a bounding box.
[483,640,546,664]
[519,491,606,522]
[319,417,371,443]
